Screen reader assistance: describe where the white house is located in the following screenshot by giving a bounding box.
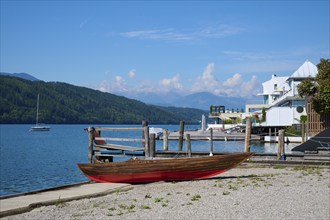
[259,75,290,105]
[246,60,318,127]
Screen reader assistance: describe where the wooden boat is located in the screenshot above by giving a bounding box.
[77,152,252,183]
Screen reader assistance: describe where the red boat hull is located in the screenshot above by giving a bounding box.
[84,169,229,183]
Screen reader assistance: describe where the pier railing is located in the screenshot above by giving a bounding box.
[86,119,279,163]
[86,125,149,163]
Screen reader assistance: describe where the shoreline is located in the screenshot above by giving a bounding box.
[2,163,329,220]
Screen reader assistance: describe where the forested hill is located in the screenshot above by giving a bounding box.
[0,76,207,124]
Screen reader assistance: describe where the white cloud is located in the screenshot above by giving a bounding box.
[218,75,259,97]
[122,29,192,41]
[97,80,110,93]
[113,75,129,92]
[198,24,245,38]
[115,75,123,83]
[128,69,136,78]
[223,73,242,87]
[201,63,216,81]
[95,63,260,99]
[191,63,219,93]
[189,63,259,97]
[240,75,258,95]
[121,23,244,41]
[159,75,183,92]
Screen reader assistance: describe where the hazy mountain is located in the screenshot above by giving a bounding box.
[0,72,40,81]
[120,91,249,110]
[3,71,251,111]
[170,92,247,110]
[121,91,179,106]
[124,91,248,110]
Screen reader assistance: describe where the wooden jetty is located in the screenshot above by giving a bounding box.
[83,120,329,165]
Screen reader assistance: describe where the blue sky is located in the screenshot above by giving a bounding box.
[1,1,329,98]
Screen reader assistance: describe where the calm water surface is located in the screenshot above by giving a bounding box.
[0,124,298,196]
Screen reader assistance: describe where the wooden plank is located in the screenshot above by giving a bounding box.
[95,137,144,142]
[94,143,144,151]
[95,127,143,131]
[94,152,144,157]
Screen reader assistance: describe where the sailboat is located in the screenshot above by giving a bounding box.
[30,94,50,131]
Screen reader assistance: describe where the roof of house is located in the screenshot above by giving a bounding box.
[290,60,318,79]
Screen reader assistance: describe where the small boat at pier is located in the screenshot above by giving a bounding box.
[77,152,252,183]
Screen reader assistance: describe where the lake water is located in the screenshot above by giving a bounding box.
[0,124,299,196]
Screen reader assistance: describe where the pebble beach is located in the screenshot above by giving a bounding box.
[2,163,330,220]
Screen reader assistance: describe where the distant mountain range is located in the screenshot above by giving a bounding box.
[0,75,208,124]
[0,72,40,81]
[1,72,254,111]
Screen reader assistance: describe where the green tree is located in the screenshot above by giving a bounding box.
[297,58,330,114]
[261,107,266,122]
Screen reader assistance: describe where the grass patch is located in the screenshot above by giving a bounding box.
[140,205,151,209]
[229,184,239,191]
[273,165,286,169]
[191,194,201,201]
[55,196,65,208]
[108,207,116,211]
[93,200,106,208]
[223,191,230,195]
[154,197,164,203]
[145,193,152,199]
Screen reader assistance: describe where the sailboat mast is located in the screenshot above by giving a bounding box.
[36,94,39,125]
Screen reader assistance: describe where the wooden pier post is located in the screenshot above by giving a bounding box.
[143,126,150,158]
[178,120,185,151]
[277,129,285,160]
[149,133,156,158]
[163,129,169,151]
[301,122,305,143]
[244,118,252,152]
[87,127,94,164]
[186,134,192,157]
[282,130,286,160]
[209,128,214,156]
[142,120,148,146]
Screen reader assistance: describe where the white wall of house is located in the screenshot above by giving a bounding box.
[265,106,306,126]
[259,75,289,104]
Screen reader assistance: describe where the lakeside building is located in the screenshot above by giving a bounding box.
[245,60,318,128]
[207,60,320,137]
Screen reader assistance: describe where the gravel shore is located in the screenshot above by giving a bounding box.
[2,163,330,220]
